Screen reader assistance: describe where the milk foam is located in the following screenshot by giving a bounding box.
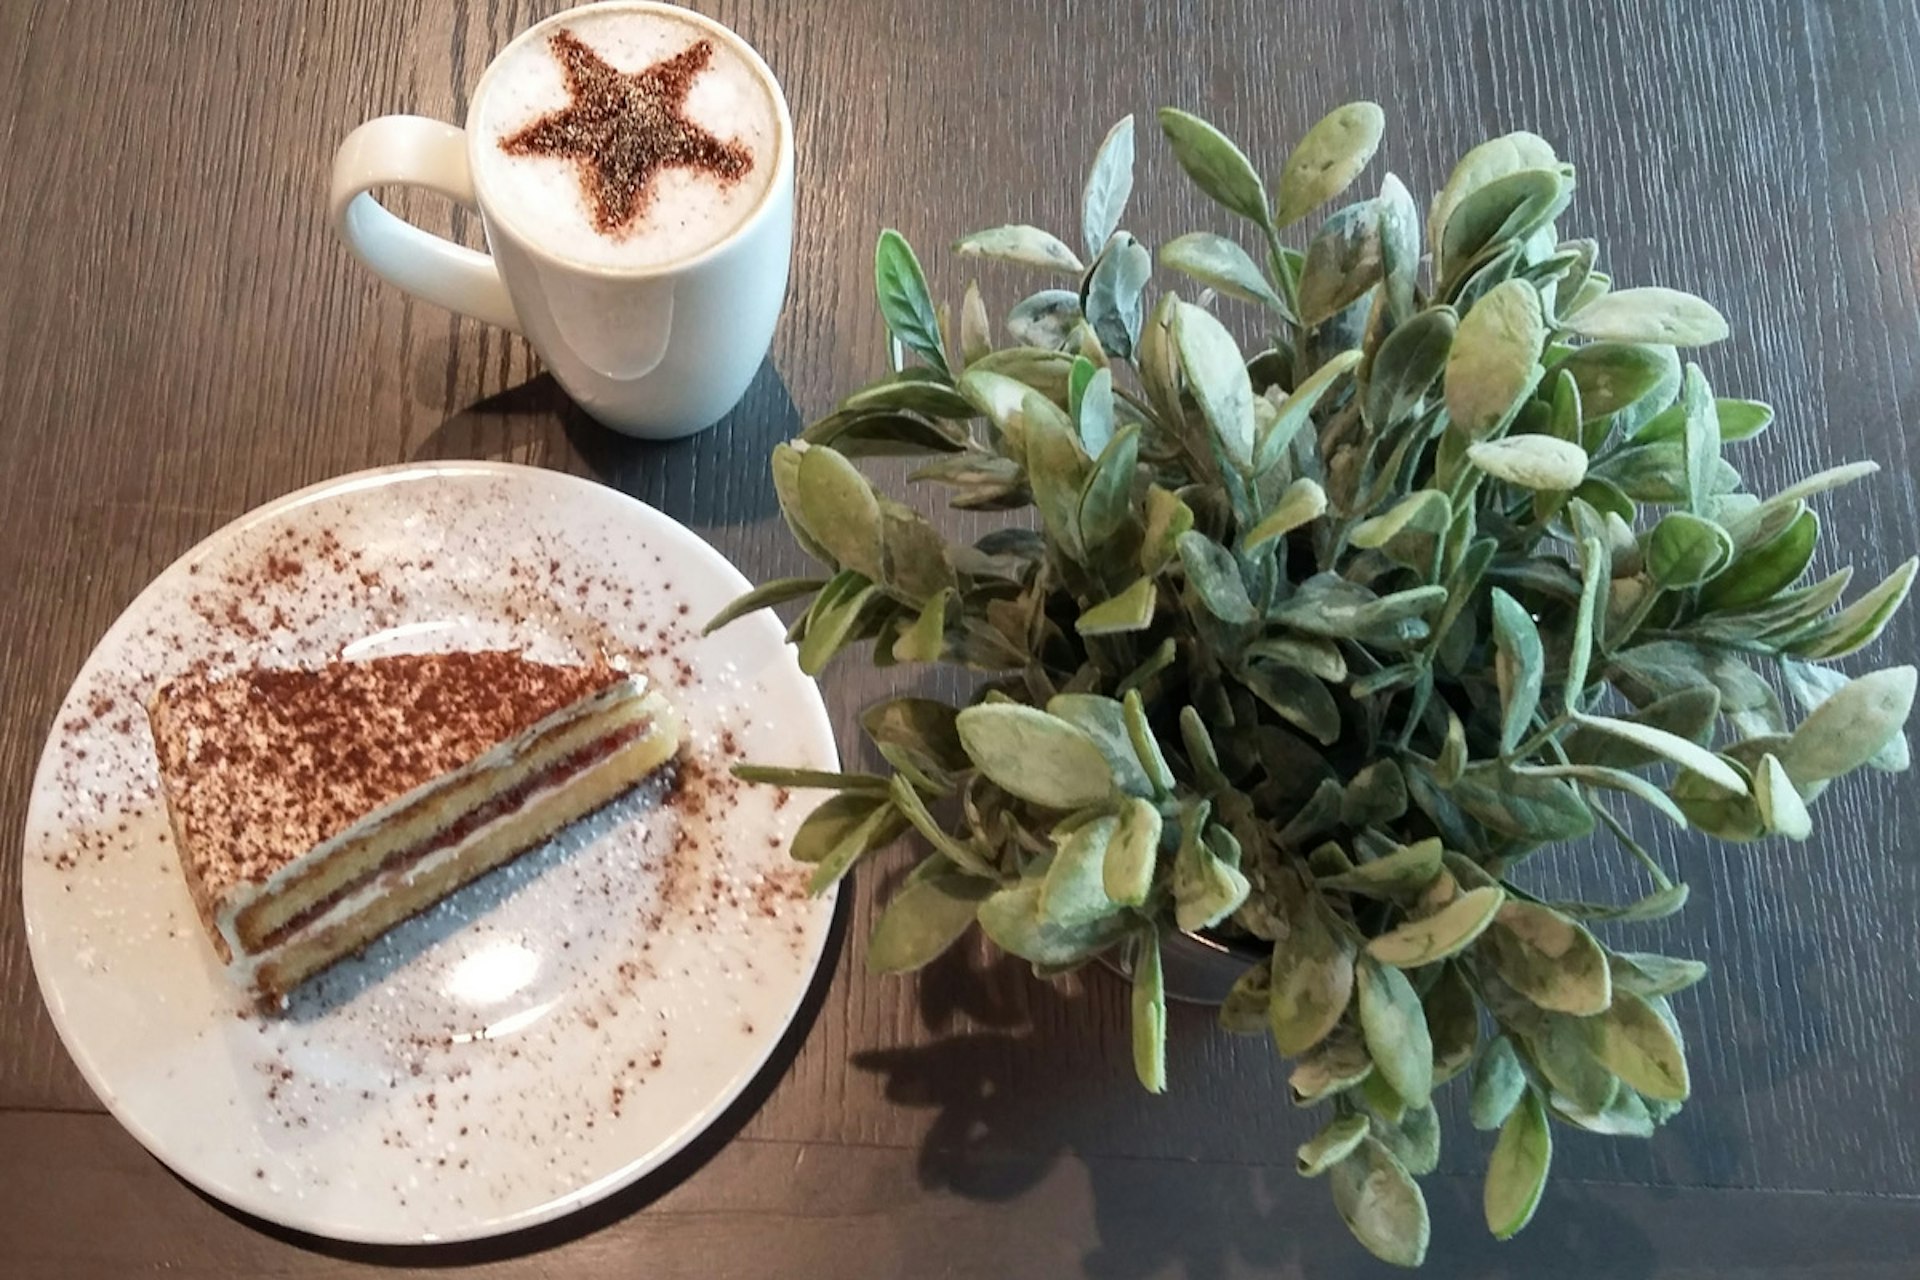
[472,7,780,271]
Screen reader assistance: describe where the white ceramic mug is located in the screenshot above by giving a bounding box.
[329,2,793,439]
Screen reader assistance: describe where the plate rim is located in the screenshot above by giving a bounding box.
[19,459,841,1245]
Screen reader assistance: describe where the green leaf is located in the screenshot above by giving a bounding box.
[1485,902,1612,1016]
[1451,762,1595,843]
[1699,508,1817,613]
[787,794,890,867]
[1330,1138,1431,1268]
[1076,576,1157,636]
[1005,289,1081,349]
[1258,350,1363,472]
[1468,434,1589,490]
[1790,557,1918,660]
[1610,952,1709,999]
[868,871,990,973]
[1427,131,1559,266]
[955,224,1084,275]
[1555,341,1680,421]
[1753,753,1812,840]
[1082,115,1136,257]
[1566,535,1606,704]
[1645,512,1733,589]
[1513,764,1688,828]
[1104,795,1163,905]
[1074,364,1116,455]
[1587,991,1690,1102]
[1157,108,1270,224]
[1139,484,1195,575]
[863,697,968,773]
[1364,306,1456,429]
[1241,661,1341,745]
[1269,893,1356,1055]
[959,280,991,365]
[1276,101,1385,226]
[1290,1027,1374,1104]
[1178,530,1257,624]
[1439,167,1570,286]
[1678,364,1719,516]
[888,775,996,878]
[1565,287,1729,346]
[1633,396,1773,444]
[1780,665,1917,782]
[1172,805,1250,932]
[955,704,1115,809]
[891,588,950,662]
[1470,1036,1527,1131]
[1047,694,1154,798]
[1318,837,1445,897]
[1173,300,1255,468]
[1122,689,1176,795]
[1484,1091,1552,1240]
[1077,422,1137,553]
[797,574,882,675]
[1083,234,1153,359]
[1491,588,1545,755]
[1247,634,1347,683]
[1039,814,1120,927]
[874,230,949,376]
[1298,200,1385,328]
[1373,1101,1442,1177]
[1570,712,1749,792]
[1159,233,1285,310]
[804,797,907,894]
[1022,392,1092,558]
[705,576,829,635]
[1297,1114,1371,1177]
[1351,488,1450,552]
[1445,279,1545,438]
[1221,961,1272,1034]
[976,880,1127,965]
[1131,927,1168,1092]
[1376,173,1420,323]
[1368,886,1506,967]
[1553,882,1691,924]
[1358,956,1434,1108]
[1243,478,1329,553]
[794,445,885,579]
[1671,767,1766,841]
[877,498,957,603]
[733,765,889,793]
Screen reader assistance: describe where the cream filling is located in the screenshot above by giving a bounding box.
[212,676,653,957]
[232,702,679,1001]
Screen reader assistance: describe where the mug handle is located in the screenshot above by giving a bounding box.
[329,116,521,333]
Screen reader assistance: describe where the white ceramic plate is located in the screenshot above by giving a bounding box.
[21,462,838,1244]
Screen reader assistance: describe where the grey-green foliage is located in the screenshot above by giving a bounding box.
[713,103,1917,1268]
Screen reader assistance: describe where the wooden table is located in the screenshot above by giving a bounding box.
[5,1,1919,1275]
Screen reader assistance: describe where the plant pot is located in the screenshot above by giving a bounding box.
[1104,929,1264,1006]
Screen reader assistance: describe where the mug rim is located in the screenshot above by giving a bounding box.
[463,0,793,280]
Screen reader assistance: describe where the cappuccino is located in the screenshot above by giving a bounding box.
[472,5,780,271]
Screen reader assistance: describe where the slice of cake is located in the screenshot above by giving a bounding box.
[147,651,681,1005]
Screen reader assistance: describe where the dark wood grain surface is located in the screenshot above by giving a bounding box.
[4,1,1919,1275]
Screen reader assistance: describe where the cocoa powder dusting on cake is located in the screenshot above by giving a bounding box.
[149,653,630,898]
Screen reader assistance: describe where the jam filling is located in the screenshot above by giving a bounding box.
[254,719,653,951]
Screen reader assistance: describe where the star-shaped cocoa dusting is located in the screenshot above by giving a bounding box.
[499,30,753,237]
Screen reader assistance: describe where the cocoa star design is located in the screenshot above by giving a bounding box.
[499,30,752,236]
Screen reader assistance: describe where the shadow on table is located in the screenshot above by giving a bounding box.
[409,360,799,534]
[853,941,1660,1279]
[178,879,851,1266]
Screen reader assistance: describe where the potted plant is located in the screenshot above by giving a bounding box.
[709,104,1916,1266]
